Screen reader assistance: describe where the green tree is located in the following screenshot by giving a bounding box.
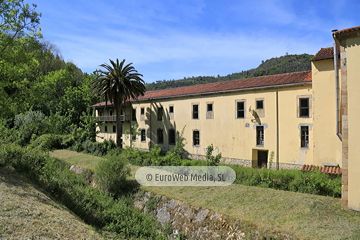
[0,0,42,56]
[92,59,146,147]
[125,123,140,148]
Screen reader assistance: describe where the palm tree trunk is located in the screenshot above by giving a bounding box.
[115,98,122,148]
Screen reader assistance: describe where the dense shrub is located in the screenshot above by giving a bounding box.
[69,139,116,156]
[95,154,130,196]
[10,111,47,146]
[121,147,152,166]
[0,144,47,180]
[81,139,117,156]
[28,133,117,156]
[122,144,183,166]
[120,147,341,197]
[29,134,71,151]
[0,144,166,239]
[231,166,341,197]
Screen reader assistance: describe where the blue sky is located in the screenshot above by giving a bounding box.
[31,0,358,83]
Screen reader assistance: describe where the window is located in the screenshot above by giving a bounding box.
[157,128,164,144]
[110,110,113,116]
[141,107,145,115]
[237,101,245,118]
[141,129,146,142]
[256,126,264,145]
[193,130,200,146]
[132,108,136,121]
[301,126,309,148]
[169,106,174,113]
[206,102,214,119]
[157,107,163,121]
[169,129,176,145]
[299,98,309,117]
[113,126,116,133]
[256,100,264,109]
[104,126,108,132]
[192,104,199,119]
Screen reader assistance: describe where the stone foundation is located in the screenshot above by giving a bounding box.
[185,153,303,170]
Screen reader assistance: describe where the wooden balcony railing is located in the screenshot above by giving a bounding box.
[97,115,130,122]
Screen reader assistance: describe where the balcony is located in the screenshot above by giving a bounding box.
[98,115,130,122]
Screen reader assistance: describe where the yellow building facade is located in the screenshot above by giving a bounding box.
[93,25,360,211]
[333,26,360,211]
[94,71,316,170]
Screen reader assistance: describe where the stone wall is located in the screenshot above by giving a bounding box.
[133,191,297,240]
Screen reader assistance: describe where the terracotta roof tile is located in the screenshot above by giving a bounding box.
[139,71,311,100]
[333,25,360,36]
[92,71,311,107]
[301,164,341,175]
[312,47,339,61]
[92,101,114,107]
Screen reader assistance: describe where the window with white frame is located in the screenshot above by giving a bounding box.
[299,98,310,117]
[237,101,245,118]
[301,126,309,148]
[192,104,199,119]
[141,129,146,142]
[256,100,264,109]
[256,126,264,145]
[193,130,200,146]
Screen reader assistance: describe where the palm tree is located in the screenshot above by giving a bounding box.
[92,59,146,147]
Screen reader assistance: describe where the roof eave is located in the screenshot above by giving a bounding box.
[311,56,337,62]
[132,81,312,102]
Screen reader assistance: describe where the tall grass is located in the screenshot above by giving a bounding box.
[0,143,166,239]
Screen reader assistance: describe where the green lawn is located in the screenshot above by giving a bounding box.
[51,150,360,240]
[49,149,104,171]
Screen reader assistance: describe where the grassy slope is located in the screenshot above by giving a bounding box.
[51,150,360,240]
[0,167,103,239]
[50,149,104,171]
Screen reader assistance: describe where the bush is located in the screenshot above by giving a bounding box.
[205,144,222,166]
[122,147,152,166]
[95,154,130,196]
[12,111,47,146]
[79,139,116,156]
[0,143,166,239]
[231,165,341,197]
[116,144,341,198]
[29,134,70,151]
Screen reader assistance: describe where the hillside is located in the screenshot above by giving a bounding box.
[0,167,102,239]
[146,53,313,91]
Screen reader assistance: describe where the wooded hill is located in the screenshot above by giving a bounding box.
[146,53,314,91]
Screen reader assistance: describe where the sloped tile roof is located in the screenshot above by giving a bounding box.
[92,71,311,107]
[333,25,360,36]
[312,47,339,61]
[92,101,114,107]
[301,164,341,175]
